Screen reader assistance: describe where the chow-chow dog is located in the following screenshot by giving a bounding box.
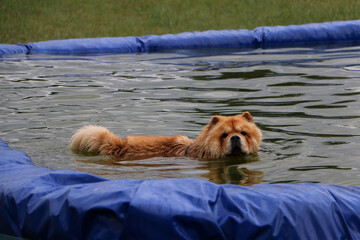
[70,112,262,159]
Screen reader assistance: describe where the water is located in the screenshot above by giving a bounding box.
[1,45,360,186]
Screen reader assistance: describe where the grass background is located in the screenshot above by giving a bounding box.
[1,0,360,44]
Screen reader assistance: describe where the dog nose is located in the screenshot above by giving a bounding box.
[230,135,240,142]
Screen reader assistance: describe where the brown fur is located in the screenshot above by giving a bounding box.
[70,112,262,159]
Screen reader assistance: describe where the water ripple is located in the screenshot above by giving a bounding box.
[1,45,360,186]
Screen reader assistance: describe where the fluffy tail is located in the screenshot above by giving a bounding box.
[70,125,123,155]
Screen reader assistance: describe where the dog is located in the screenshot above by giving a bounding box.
[70,112,262,159]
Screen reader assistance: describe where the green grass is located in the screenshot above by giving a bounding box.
[1,0,360,44]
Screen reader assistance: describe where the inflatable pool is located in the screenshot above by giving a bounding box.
[1,20,360,239]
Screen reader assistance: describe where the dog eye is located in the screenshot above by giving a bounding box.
[221,133,228,138]
[241,131,247,136]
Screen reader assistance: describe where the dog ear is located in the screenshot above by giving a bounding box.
[208,116,221,129]
[240,112,253,122]
[210,116,220,125]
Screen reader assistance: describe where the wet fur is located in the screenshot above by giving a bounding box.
[70,112,262,159]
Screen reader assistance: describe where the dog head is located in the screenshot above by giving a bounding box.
[194,112,262,158]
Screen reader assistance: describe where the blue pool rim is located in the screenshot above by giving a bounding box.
[1,20,360,55]
[1,20,360,239]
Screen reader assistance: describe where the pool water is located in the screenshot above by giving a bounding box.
[1,45,360,186]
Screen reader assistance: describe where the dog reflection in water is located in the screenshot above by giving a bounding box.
[199,155,264,185]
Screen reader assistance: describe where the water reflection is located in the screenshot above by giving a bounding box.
[192,69,277,80]
[75,154,263,186]
[198,155,263,185]
[289,165,354,171]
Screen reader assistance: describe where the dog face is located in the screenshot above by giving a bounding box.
[198,112,262,158]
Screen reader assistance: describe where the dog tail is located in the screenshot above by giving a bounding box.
[70,125,123,155]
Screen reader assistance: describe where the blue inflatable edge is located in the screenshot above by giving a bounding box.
[1,20,360,55]
[1,142,360,239]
